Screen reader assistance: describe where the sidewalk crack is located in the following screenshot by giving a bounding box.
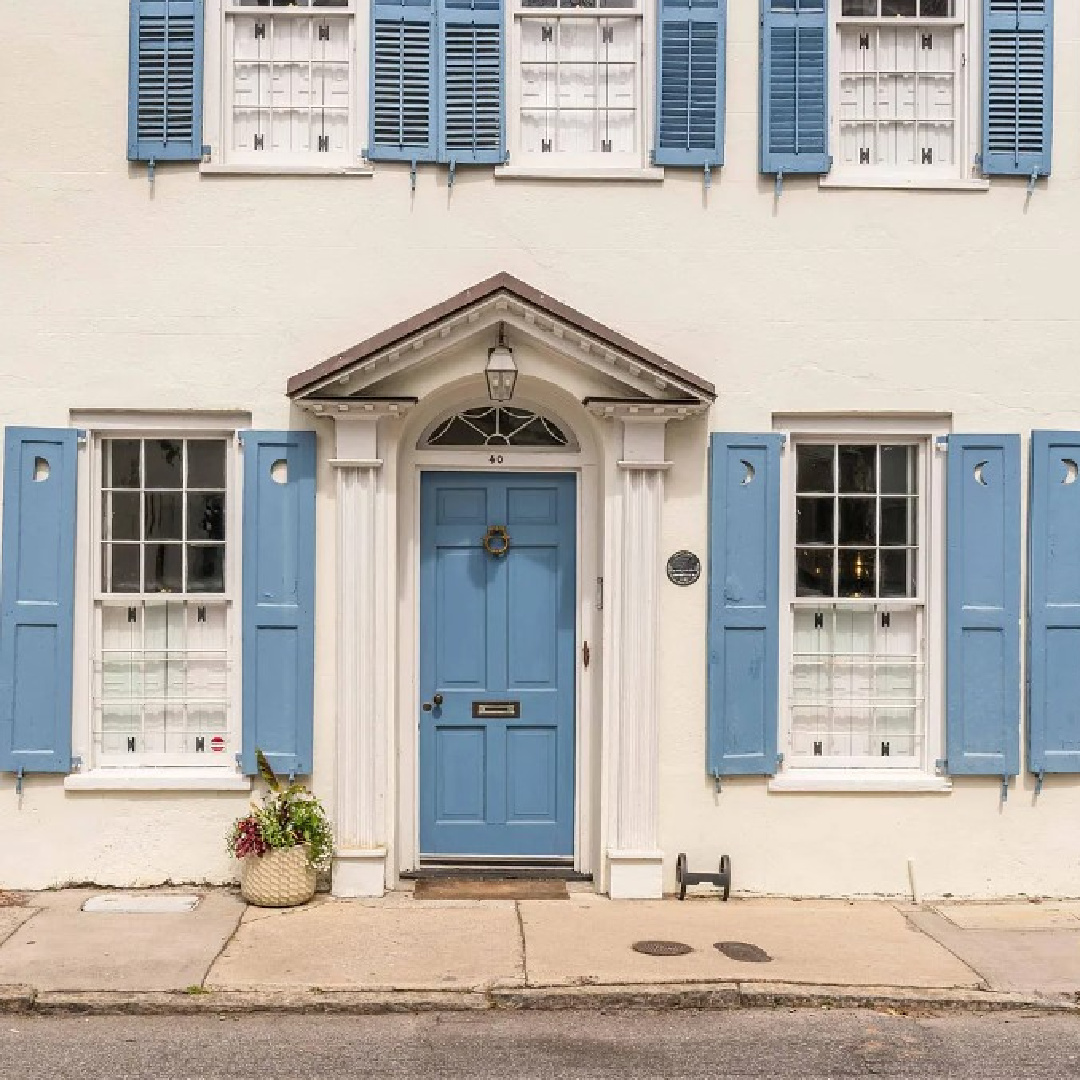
[893,902,992,991]
[199,894,247,990]
[514,901,529,988]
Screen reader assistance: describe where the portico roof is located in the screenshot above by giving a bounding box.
[286,272,716,405]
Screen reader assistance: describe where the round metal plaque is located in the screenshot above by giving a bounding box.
[666,550,701,587]
[631,940,693,957]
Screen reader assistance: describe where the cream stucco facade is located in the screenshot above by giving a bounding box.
[3,1,1080,898]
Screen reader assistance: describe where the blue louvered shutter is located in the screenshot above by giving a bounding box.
[241,431,316,777]
[654,0,726,167]
[982,0,1053,177]
[128,0,205,162]
[759,0,829,175]
[708,435,782,776]
[1028,432,1080,775]
[0,429,78,775]
[370,0,438,162]
[440,0,504,165]
[945,435,1020,777]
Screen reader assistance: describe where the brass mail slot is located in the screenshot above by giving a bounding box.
[472,700,521,719]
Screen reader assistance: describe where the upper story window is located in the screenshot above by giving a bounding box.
[511,0,644,167]
[220,0,356,166]
[835,0,968,178]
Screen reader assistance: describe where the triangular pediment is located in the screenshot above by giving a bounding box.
[286,273,715,410]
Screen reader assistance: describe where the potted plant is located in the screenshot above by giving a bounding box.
[227,750,333,907]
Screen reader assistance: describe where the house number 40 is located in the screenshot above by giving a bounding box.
[489,454,505,465]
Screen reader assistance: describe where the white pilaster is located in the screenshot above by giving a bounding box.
[325,408,407,897]
[605,416,670,899]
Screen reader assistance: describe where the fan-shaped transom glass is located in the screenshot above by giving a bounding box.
[423,406,571,449]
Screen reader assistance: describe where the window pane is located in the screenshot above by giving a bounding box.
[188,440,227,488]
[187,546,226,593]
[105,544,141,592]
[145,492,183,540]
[880,497,916,545]
[839,445,876,493]
[797,548,834,597]
[880,445,915,494]
[879,549,917,597]
[106,440,141,488]
[796,497,834,545]
[144,544,182,593]
[187,493,226,542]
[796,445,834,493]
[838,549,876,597]
[920,0,953,14]
[839,498,877,545]
[842,0,877,13]
[145,440,183,488]
[881,0,916,14]
[105,491,141,542]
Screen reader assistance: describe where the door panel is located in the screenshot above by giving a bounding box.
[419,472,576,858]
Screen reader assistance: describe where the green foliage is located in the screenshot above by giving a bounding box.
[227,748,334,871]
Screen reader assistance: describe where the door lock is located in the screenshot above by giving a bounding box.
[422,693,444,712]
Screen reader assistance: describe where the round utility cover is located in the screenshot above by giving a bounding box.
[714,941,772,963]
[632,940,693,956]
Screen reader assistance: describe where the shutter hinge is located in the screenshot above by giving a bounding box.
[1028,168,1041,196]
[1000,776,1009,801]
[147,157,156,187]
[410,158,418,191]
[703,163,712,191]
[235,752,243,768]
[935,435,949,452]
[935,757,948,774]
[70,756,82,771]
[447,158,456,189]
[974,152,983,171]
[711,769,722,794]
[15,767,24,795]
[202,144,212,162]
[288,770,297,784]
[596,576,603,611]
[1035,769,1045,796]
[776,752,784,769]
[774,168,784,198]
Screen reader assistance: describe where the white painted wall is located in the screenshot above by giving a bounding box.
[3,1,1080,895]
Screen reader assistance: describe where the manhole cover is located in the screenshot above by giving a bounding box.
[632,940,693,957]
[714,941,771,963]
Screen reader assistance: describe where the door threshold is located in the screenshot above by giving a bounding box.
[407,861,591,882]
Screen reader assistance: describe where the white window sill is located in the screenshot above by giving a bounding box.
[768,770,952,794]
[200,163,374,177]
[494,166,665,183]
[65,770,252,792]
[819,175,990,192]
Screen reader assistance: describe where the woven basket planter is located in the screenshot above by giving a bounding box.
[240,845,316,907]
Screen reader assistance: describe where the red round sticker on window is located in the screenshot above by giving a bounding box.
[210,736,226,753]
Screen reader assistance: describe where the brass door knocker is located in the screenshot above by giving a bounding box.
[483,524,510,557]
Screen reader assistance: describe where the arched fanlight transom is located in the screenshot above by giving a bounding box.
[423,406,572,449]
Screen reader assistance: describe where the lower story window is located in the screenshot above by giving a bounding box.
[93,436,235,767]
[788,439,927,768]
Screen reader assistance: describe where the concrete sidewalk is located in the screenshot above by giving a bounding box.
[2,887,1080,1016]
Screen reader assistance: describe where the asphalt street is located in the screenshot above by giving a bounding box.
[2,1009,1079,1079]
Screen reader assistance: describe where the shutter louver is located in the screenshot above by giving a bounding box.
[241,431,316,778]
[759,0,829,175]
[982,0,1053,177]
[654,0,726,167]
[1028,432,1080,776]
[128,0,205,162]
[370,0,438,162]
[0,428,78,776]
[945,435,1021,778]
[707,435,783,777]
[441,0,504,164]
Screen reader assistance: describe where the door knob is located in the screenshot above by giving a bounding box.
[433,693,444,706]
[422,693,444,713]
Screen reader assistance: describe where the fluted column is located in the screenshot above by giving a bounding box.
[606,416,669,899]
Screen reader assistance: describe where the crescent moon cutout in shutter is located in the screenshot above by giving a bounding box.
[973,461,989,486]
[740,460,755,486]
[1063,459,1078,485]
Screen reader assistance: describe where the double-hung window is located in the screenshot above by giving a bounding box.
[835,1,967,179]
[94,436,235,767]
[788,439,930,770]
[510,0,644,167]
[219,0,356,166]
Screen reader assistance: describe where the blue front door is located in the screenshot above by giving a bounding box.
[419,472,576,858]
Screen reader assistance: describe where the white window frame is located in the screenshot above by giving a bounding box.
[772,415,950,793]
[67,413,249,790]
[825,0,982,189]
[202,0,372,174]
[505,0,653,173]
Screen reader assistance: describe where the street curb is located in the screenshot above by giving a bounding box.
[4,982,1076,1017]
